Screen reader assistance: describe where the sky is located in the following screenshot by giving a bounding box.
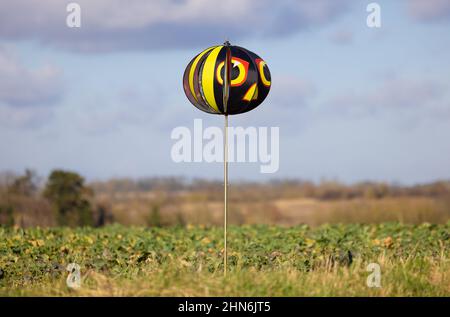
[0,0,449,184]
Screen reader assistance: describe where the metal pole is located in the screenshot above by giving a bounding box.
[224,114,228,277]
[223,40,231,277]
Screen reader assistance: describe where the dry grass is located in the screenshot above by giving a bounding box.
[5,255,449,297]
[106,194,450,227]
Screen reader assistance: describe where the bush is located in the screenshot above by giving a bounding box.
[0,204,14,227]
[44,170,93,227]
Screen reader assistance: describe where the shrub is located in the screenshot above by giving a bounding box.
[44,170,93,227]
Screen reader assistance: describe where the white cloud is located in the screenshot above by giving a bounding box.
[324,76,447,118]
[270,75,317,108]
[0,105,53,129]
[0,45,62,107]
[0,0,351,52]
[330,30,353,45]
[408,0,450,22]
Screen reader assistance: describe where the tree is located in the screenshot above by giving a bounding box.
[1,169,39,227]
[0,205,14,227]
[8,169,39,196]
[44,170,93,226]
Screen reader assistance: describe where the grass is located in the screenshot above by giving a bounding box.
[107,196,450,227]
[0,223,449,296]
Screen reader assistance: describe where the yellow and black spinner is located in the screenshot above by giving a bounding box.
[183,41,271,115]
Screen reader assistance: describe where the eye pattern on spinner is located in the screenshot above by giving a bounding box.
[256,58,271,87]
[216,57,249,87]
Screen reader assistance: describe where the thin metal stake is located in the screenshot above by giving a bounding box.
[224,114,228,277]
[223,40,231,277]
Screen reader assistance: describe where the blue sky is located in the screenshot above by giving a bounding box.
[0,0,449,184]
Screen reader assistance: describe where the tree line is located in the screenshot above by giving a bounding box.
[0,169,112,227]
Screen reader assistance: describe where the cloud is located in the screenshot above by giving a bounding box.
[324,77,446,117]
[71,85,173,135]
[270,75,317,108]
[0,0,351,53]
[0,45,62,129]
[0,45,63,108]
[408,0,450,22]
[330,30,353,45]
[0,105,53,129]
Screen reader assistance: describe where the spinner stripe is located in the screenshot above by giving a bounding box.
[189,46,216,102]
[201,46,223,113]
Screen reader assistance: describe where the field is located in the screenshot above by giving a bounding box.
[1,223,449,296]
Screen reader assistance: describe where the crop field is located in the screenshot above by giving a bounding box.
[0,223,449,296]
